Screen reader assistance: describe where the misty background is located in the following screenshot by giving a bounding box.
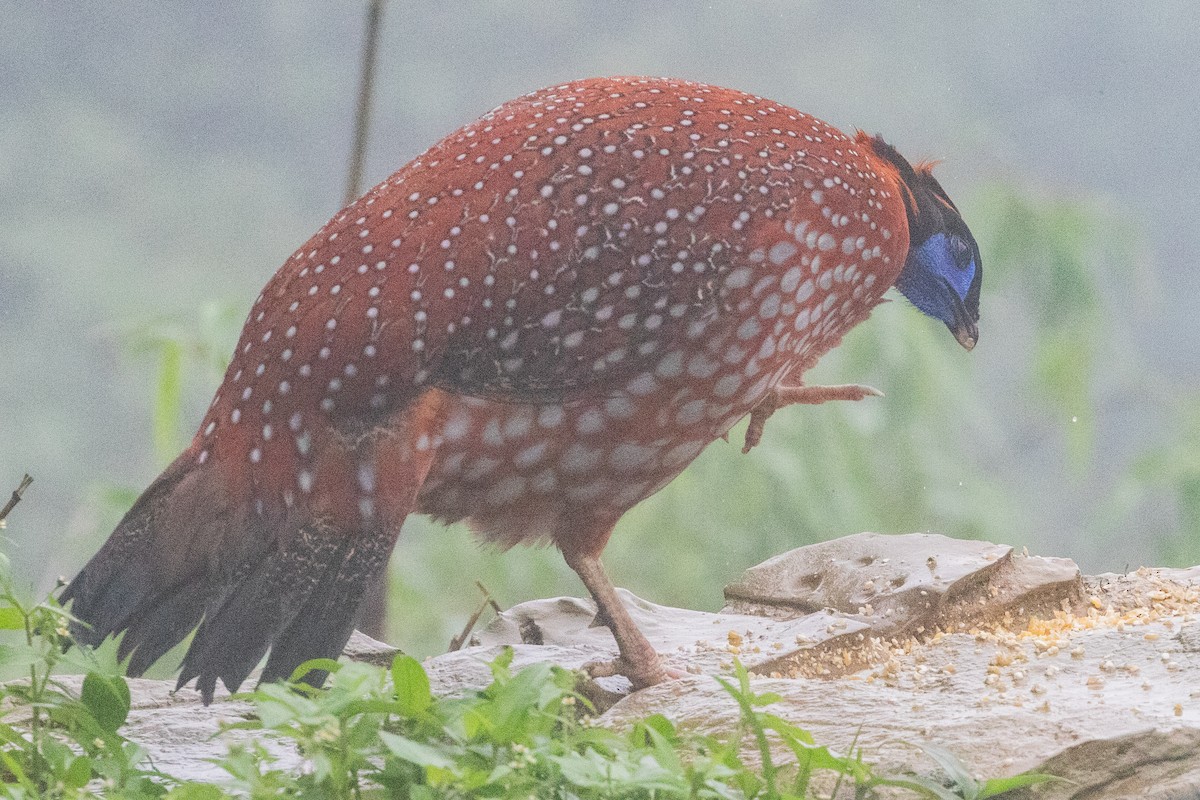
[2,2,1198,658]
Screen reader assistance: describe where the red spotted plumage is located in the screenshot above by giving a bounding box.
[64,76,967,701]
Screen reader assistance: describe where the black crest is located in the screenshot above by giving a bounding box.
[866,135,982,317]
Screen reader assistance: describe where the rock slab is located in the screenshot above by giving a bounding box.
[41,533,1200,797]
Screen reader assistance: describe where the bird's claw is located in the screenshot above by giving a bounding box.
[743,382,884,453]
[580,654,683,690]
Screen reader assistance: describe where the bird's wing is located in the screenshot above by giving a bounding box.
[236,87,820,416]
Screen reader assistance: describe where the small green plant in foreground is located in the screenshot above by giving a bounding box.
[0,495,1054,798]
[220,653,923,799]
[0,577,164,796]
[208,651,1055,799]
[0,641,1056,800]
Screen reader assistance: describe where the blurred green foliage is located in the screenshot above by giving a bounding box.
[1109,394,1200,566]
[972,184,1139,470]
[119,302,244,465]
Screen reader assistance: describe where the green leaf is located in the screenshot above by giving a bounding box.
[287,657,341,684]
[0,745,34,792]
[488,661,556,739]
[153,338,184,464]
[977,772,1062,798]
[488,646,515,680]
[761,713,817,748]
[638,713,676,741]
[0,643,41,670]
[379,730,455,770]
[81,671,131,732]
[253,681,319,727]
[391,655,432,716]
[62,755,94,789]
[751,690,783,706]
[165,782,229,800]
[0,605,26,630]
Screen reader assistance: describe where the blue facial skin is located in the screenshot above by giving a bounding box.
[895,232,980,350]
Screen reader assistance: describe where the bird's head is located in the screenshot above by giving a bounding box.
[867,135,982,351]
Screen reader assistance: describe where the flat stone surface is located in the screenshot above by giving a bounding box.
[466,588,871,690]
[722,532,1084,642]
[452,538,1200,796]
[45,676,293,783]
[342,629,401,666]
[604,614,1200,791]
[724,532,1014,616]
[1002,727,1200,800]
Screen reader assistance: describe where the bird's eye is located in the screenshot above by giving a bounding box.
[949,235,972,268]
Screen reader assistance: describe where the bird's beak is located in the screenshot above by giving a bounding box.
[952,319,978,351]
[942,277,979,351]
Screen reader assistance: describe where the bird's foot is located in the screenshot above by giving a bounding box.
[742,382,884,453]
[581,653,686,689]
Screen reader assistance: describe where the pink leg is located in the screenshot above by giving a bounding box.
[560,545,667,689]
[742,382,883,453]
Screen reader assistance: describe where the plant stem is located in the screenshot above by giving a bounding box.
[343,0,387,208]
[22,606,42,781]
[0,474,32,524]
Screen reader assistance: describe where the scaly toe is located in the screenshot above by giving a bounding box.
[583,655,673,690]
[582,657,622,679]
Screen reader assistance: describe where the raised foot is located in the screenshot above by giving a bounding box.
[743,382,884,453]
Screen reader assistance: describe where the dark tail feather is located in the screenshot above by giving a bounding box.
[61,449,267,669]
[119,575,209,676]
[176,525,351,702]
[60,453,192,646]
[176,520,398,702]
[63,435,421,704]
[260,527,399,687]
